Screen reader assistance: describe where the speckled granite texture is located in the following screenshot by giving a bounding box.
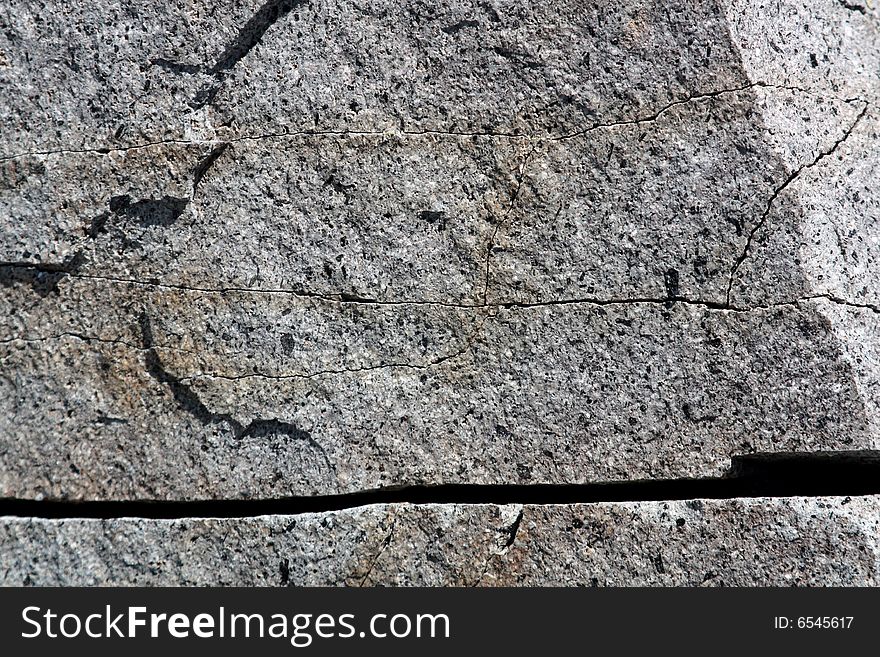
[1,0,879,585]
[3,498,879,586]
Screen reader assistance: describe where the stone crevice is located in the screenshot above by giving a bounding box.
[3,451,880,513]
[137,312,338,483]
[5,257,880,315]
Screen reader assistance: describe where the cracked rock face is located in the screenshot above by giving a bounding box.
[2,0,879,499]
[2,0,880,585]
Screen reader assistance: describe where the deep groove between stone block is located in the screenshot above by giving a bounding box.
[3,451,879,519]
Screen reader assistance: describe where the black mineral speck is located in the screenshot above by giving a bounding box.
[420,210,447,231]
[663,268,680,306]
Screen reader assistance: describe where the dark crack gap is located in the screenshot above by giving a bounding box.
[138,313,335,476]
[179,0,305,109]
[837,0,867,14]
[0,253,85,296]
[4,451,880,519]
[192,143,229,190]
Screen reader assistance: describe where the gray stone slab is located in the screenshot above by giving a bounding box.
[1,0,879,502]
[3,276,877,498]
[2,497,878,585]
[490,86,864,306]
[1,0,748,156]
[3,0,876,155]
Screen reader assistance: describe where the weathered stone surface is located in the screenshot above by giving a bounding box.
[3,282,879,499]
[1,0,879,511]
[2,497,878,586]
[490,87,865,306]
[0,0,748,155]
[3,0,880,587]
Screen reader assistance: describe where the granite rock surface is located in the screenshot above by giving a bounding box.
[3,497,878,586]
[1,0,880,586]
[2,0,879,499]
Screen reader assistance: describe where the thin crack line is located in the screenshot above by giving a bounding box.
[494,293,878,314]
[401,128,528,138]
[0,265,745,311]
[357,514,397,587]
[6,252,880,319]
[809,293,880,314]
[552,83,756,141]
[0,81,850,161]
[175,357,458,383]
[724,100,870,305]
[6,257,880,315]
[0,129,531,162]
[0,263,790,310]
[173,314,491,383]
[3,294,876,374]
[0,267,487,307]
[550,81,834,141]
[0,331,205,355]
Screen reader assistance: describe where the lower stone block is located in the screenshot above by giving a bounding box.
[2,496,877,586]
